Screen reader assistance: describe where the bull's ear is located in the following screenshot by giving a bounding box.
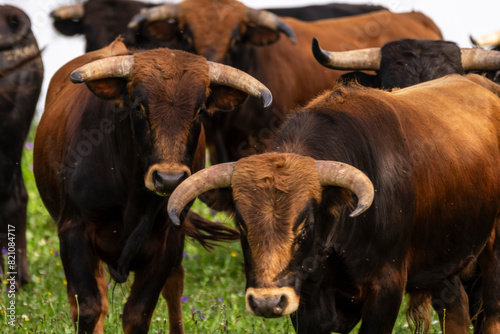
[53,19,84,36]
[85,78,127,101]
[244,25,280,46]
[206,84,248,113]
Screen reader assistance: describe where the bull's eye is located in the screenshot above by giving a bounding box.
[180,25,194,47]
[7,15,19,30]
[293,223,313,246]
[229,37,241,50]
[196,106,207,119]
[134,103,147,118]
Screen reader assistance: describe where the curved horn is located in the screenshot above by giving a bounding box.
[128,4,180,29]
[315,161,374,217]
[50,4,85,20]
[461,48,500,71]
[247,8,297,44]
[208,62,273,108]
[470,31,500,47]
[168,162,236,226]
[312,37,381,71]
[70,55,134,83]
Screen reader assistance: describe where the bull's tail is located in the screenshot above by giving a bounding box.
[406,290,432,334]
[184,211,239,250]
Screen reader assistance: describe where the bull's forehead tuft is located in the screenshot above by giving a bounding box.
[232,153,322,218]
[132,48,209,79]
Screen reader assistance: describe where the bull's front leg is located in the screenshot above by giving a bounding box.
[357,265,405,334]
[122,224,185,334]
[162,264,185,334]
[58,217,108,334]
[0,171,29,287]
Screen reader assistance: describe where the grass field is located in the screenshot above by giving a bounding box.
[0,125,456,333]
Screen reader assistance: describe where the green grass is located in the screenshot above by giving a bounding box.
[0,124,467,333]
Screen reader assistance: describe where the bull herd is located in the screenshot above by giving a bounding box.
[2,0,500,333]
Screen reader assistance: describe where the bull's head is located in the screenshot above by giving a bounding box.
[50,0,151,52]
[0,5,33,50]
[167,152,374,317]
[312,37,500,72]
[0,5,43,73]
[127,0,296,62]
[70,42,271,196]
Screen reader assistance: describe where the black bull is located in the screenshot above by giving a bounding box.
[0,5,44,287]
[168,74,500,334]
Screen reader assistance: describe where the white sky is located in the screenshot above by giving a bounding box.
[8,0,500,118]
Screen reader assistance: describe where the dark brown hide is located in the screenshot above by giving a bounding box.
[130,0,443,164]
[0,5,43,288]
[33,39,240,334]
[169,74,500,333]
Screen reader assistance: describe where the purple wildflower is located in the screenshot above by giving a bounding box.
[183,251,190,258]
[181,296,188,303]
[1,248,7,255]
[25,142,34,150]
[219,298,224,303]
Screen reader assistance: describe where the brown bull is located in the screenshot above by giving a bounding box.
[33,38,271,333]
[128,0,443,164]
[169,74,500,333]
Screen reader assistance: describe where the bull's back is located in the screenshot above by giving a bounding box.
[266,11,442,109]
[304,75,499,282]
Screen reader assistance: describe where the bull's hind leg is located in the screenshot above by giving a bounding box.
[478,218,500,333]
[59,218,108,334]
[161,265,185,334]
[430,275,470,334]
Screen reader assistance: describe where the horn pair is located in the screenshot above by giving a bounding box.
[167,159,375,226]
[312,37,500,72]
[70,53,272,107]
[127,4,296,44]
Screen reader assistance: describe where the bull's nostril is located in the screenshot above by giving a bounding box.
[180,171,189,183]
[274,295,288,315]
[248,295,257,311]
[152,171,163,189]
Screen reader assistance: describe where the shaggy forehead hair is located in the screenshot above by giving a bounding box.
[128,48,209,162]
[232,153,322,285]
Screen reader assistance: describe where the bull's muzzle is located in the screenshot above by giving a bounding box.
[152,170,188,195]
[145,164,190,196]
[246,287,299,318]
